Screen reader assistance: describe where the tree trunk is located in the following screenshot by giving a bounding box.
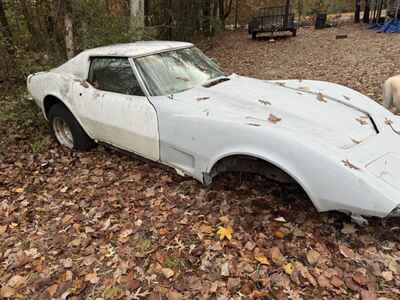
[297,0,304,24]
[130,0,145,39]
[63,0,74,59]
[234,0,239,29]
[19,0,35,35]
[355,0,361,23]
[363,0,370,23]
[0,0,14,55]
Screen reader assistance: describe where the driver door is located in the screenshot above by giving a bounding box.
[73,57,160,161]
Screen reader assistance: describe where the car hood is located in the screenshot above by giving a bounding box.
[170,75,381,150]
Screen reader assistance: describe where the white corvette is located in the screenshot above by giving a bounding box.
[27,41,400,221]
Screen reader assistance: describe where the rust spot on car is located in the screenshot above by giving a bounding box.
[317,92,327,103]
[247,123,261,127]
[258,99,271,106]
[342,159,361,170]
[197,97,210,101]
[268,113,282,124]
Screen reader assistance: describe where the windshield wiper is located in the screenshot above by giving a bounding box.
[203,77,230,88]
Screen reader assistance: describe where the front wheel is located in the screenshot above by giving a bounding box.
[48,104,95,151]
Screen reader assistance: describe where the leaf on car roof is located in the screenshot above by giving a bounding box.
[197,97,210,101]
[275,82,286,87]
[268,114,282,124]
[317,92,327,103]
[258,99,271,106]
[351,138,362,144]
[342,159,360,170]
[247,123,261,127]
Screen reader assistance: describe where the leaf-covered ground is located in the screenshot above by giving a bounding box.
[1,24,400,300]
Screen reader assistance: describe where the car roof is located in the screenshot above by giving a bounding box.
[53,41,194,80]
[83,41,193,58]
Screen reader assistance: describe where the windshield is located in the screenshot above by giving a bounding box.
[135,47,225,96]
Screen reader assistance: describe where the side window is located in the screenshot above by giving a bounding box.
[88,57,145,96]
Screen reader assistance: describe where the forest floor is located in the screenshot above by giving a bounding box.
[1,24,400,300]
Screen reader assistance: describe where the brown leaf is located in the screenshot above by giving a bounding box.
[8,275,26,289]
[306,249,320,266]
[161,268,175,279]
[46,284,58,297]
[317,92,328,102]
[84,272,99,284]
[0,286,15,298]
[271,246,285,266]
[352,270,368,286]
[268,113,282,124]
[342,160,361,171]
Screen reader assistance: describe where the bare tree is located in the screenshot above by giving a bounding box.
[218,0,233,26]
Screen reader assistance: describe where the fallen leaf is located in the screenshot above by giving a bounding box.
[271,246,285,265]
[221,261,230,276]
[342,159,361,171]
[161,268,175,279]
[341,223,357,234]
[46,284,58,297]
[274,230,287,239]
[381,271,393,281]
[274,217,287,223]
[0,286,15,298]
[0,225,7,235]
[85,272,99,284]
[8,275,26,289]
[268,113,282,124]
[283,262,294,275]
[167,290,184,300]
[217,226,233,241]
[352,270,368,286]
[306,249,320,266]
[15,187,24,193]
[255,255,270,265]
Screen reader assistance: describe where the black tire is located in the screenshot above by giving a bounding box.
[48,103,95,151]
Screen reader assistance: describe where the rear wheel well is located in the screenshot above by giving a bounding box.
[43,95,66,119]
[207,155,296,185]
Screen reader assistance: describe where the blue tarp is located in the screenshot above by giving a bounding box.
[369,19,400,33]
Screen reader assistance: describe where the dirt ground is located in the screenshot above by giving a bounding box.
[1,24,400,300]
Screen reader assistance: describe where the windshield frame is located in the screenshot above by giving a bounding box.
[132,46,225,97]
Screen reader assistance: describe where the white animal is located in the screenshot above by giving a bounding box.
[383,75,400,113]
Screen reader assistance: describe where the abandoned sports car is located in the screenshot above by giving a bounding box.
[27,41,400,221]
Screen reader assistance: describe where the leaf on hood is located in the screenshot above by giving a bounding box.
[342,159,361,171]
[268,114,282,124]
[317,92,328,103]
[217,226,233,241]
[197,97,210,101]
[343,95,351,101]
[356,117,368,125]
